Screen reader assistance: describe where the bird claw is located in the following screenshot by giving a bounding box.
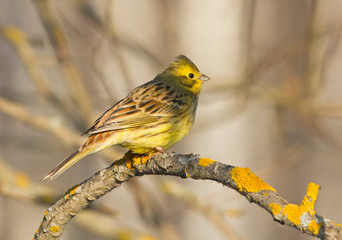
[156,147,167,153]
[149,147,167,159]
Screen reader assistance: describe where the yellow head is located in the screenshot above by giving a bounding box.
[163,55,210,95]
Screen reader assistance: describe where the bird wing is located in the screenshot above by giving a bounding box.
[84,81,191,135]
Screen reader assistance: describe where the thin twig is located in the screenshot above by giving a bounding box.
[0,26,75,121]
[33,0,94,126]
[75,0,163,68]
[0,96,121,159]
[161,181,243,240]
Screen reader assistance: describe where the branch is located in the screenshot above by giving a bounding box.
[33,0,94,125]
[0,96,121,160]
[34,152,342,240]
[0,26,76,121]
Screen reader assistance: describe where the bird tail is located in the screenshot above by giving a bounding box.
[41,150,89,181]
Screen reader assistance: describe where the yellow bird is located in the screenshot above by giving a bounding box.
[41,55,209,181]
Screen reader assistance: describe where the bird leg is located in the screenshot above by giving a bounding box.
[156,147,167,153]
[147,147,167,160]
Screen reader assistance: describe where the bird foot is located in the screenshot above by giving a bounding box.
[156,147,167,153]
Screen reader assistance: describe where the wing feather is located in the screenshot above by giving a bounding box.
[84,81,191,135]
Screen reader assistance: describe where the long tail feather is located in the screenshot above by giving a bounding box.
[41,150,88,181]
[41,131,116,181]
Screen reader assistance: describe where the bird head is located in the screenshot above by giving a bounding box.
[163,55,210,95]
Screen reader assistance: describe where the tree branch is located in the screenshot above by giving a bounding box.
[34,152,342,240]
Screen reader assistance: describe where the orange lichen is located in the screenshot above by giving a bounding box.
[126,153,152,170]
[69,184,79,195]
[269,202,282,216]
[231,167,276,193]
[303,182,319,211]
[142,154,151,164]
[34,222,42,237]
[50,226,60,233]
[198,158,215,166]
[184,169,190,178]
[281,183,320,227]
[125,156,138,170]
[282,204,306,226]
[64,184,80,200]
[308,220,322,235]
[125,160,133,170]
[16,172,29,188]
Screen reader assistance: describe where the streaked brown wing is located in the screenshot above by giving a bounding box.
[84,80,190,135]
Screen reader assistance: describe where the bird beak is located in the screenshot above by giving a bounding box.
[199,74,210,81]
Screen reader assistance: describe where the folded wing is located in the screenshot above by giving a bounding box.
[84,81,190,135]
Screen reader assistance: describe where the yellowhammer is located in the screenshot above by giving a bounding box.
[41,55,209,181]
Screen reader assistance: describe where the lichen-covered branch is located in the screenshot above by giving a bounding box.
[34,152,342,240]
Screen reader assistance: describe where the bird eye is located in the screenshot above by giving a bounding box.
[188,73,194,78]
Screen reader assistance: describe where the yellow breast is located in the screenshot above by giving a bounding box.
[118,104,196,154]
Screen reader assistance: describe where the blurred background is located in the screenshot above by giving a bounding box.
[1,0,342,239]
